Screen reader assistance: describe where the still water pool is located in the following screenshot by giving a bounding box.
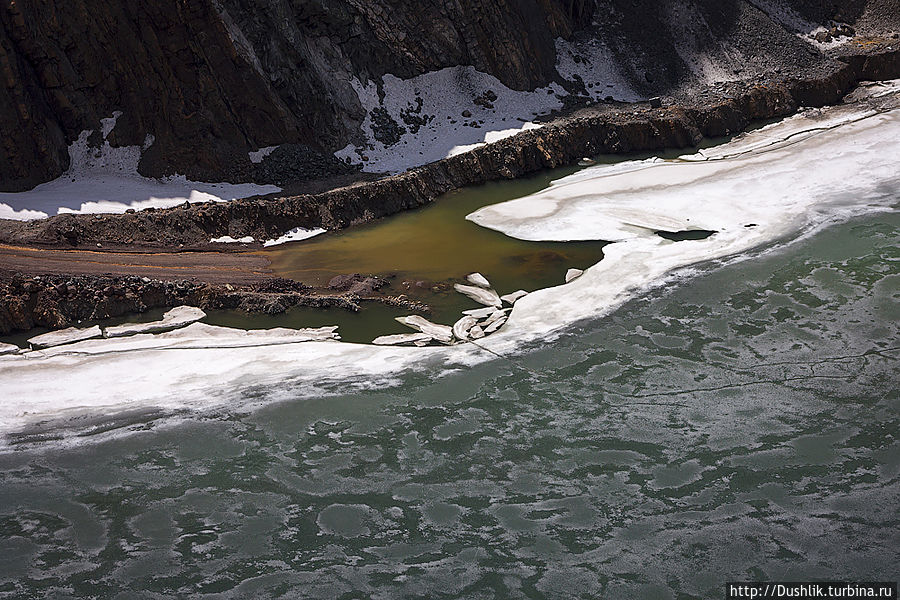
[1,208,896,598]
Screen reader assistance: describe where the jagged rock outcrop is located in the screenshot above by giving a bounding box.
[3,0,898,192]
[0,0,593,191]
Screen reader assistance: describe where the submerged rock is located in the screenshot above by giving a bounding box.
[565,268,584,283]
[28,325,103,349]
[452,315,478,340]
[454,284,502,307]
[466,272,491,288]
[372,332,433,346]
[501,290,528,305]
[104,306,206,338]
[395,315,453,343]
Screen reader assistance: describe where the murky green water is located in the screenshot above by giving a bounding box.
[223,167,608,342]
[1,209,897,598]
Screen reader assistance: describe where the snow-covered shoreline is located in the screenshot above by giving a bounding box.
[0,82,898,445]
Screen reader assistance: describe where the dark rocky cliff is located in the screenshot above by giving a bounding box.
[0,0,593,191]
[1,0,897,192]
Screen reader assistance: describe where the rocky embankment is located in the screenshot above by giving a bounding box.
[0,42,897,250]
[0,273,429,335]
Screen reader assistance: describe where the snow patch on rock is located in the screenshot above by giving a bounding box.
[211,236,255,244]
[554,36,642,102]
[262,227,327,247]
[0,113,280,221]
[249,146,279,164]
[334,66,568,174]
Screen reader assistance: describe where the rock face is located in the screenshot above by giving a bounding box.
[0,0,592,191]
[4,0,897,192]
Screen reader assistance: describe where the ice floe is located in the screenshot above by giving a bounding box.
[453,284,502,308]
[103,307,207,338]
[565,269,584,283]
[28,326,103,349]
[501,290,529,305]
[466,273,491,288]
[395,316,453,344]
[452,316,478,341]
[372,333,433,347]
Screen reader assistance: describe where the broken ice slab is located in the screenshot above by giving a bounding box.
[395,315,453,343]
[484,316,507,334]
[466,272,491,288]
[565,268,584,283]
[454,283,502,307]
[452,315,478,340]
[104,306,207,338]
[372,332,434,346]
[500,290,529,305]
[462,307,497,318]
[28,325,103,349]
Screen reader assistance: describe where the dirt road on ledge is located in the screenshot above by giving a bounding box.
[0,244,272,285]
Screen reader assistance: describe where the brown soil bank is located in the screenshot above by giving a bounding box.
[0,42,897,252]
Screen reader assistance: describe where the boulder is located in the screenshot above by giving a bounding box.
[469,326,485,339]
[0,342,20,356]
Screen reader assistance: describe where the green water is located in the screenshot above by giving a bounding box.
[1,210,897,598]
[240,167,605,341]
